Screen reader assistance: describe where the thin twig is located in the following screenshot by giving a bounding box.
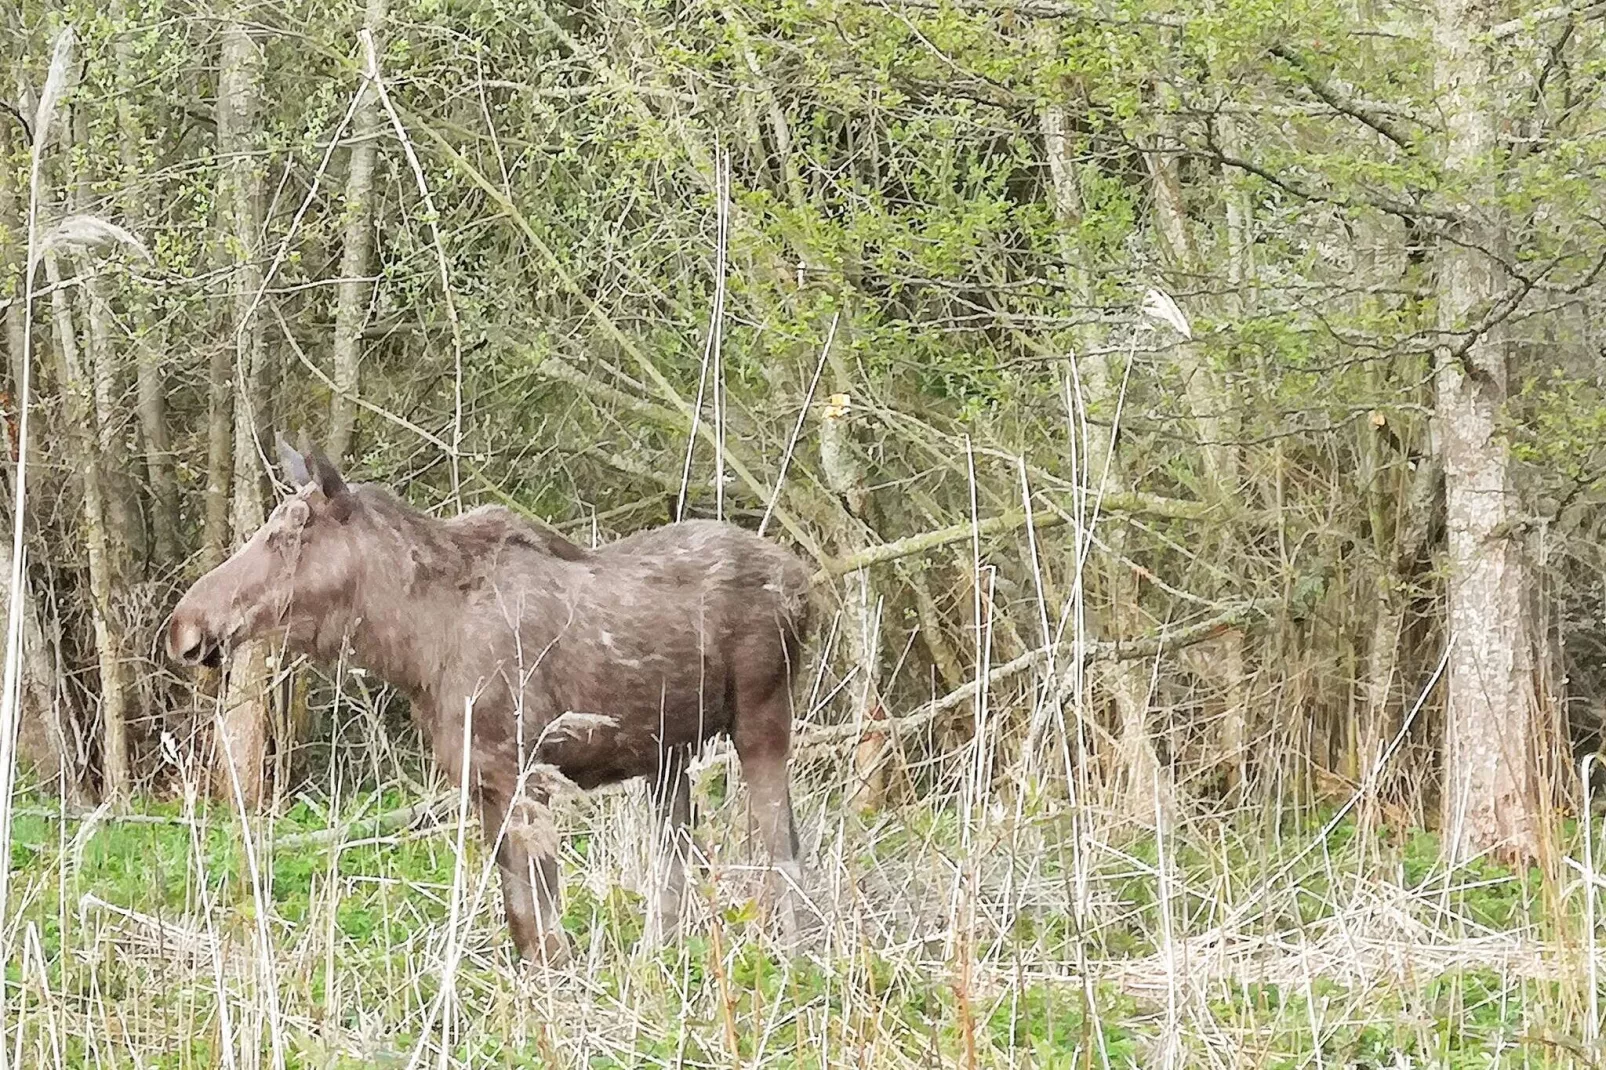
[362,30,466,506]
[760,313,837,538]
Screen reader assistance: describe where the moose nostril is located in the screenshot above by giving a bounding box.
[172,635,222,668]
[167,619,208,665]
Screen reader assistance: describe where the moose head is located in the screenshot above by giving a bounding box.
[166,437,364,668]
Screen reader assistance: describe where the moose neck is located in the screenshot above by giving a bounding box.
[331,489,471,705]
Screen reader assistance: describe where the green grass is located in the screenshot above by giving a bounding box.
[0,775,1603,1068]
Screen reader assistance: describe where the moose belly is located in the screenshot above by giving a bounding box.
[528,661,732,788]
[536,709,724,789]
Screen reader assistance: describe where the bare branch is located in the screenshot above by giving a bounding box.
[1195,131,1454,224]
[812,492,1218,581]
[792,600,1273,751]
[1491,1,1606,40]
[886,0,1187,27]
[272,799,441,850]
[1267,43,1417,149]
[0,100,30,144]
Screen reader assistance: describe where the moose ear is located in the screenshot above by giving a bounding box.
[299,434,351,512]
[277,433,311,487]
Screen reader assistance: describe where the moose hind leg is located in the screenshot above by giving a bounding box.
[646,749,694,946]
[733,687,804,943]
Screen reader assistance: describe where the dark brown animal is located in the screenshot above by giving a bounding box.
[166,437,812,965]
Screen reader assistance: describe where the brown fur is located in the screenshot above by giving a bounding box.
[167,440,812,964]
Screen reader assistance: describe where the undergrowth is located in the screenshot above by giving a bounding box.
[2,756,1603,1069]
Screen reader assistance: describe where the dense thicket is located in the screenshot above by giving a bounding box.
[3,0,1604,860]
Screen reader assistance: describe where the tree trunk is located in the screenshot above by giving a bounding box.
[0,481,83,805]
[1351,211,1403,802]
[0,553,83,806]
[820,390,888,814]
[1433,0,1539,863]
[0,105,83,803]
[215,20,271,809]
[74,108,138,572]
[42,98,135,804]
[329,0,386,461]
[78,281,136,801]
[44,251,131,803]
[1042,96,1165,814]
[1143,109,1249,794]
[1358,395,1437,822]
[203,342,234,573]
[113,0,178,565]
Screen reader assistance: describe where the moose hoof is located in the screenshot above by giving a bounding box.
[522,930,572,969]
[643,890,685,950]
[768,890,823,955]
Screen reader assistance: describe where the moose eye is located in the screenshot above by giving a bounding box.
[266,499,311,546]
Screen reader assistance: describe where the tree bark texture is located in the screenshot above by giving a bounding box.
[44,251,130,802]
[328,0,386,462]
[215,20,271,809]
[0,506,83,805]
[1433,0,1540,863]
[820,392,888,814]
[75,105,138,566]
[113,0,178,565]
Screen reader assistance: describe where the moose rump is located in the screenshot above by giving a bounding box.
[166,436,813,965]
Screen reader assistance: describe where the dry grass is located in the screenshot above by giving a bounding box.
[1,708,1601,1070]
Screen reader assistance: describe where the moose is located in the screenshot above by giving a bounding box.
[166,436,813,965]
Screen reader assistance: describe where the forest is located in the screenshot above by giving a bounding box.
[2,0,1605,1065]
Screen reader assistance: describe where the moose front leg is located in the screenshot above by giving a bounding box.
[485,791,571,967]
[500,839,569,967]
[430,703,569,966]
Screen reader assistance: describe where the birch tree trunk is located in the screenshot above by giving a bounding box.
[215,20,271,809]
[329,0,386,461]
[1433,0,1540,862]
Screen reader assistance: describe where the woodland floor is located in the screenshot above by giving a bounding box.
[1,741,1600,1069]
